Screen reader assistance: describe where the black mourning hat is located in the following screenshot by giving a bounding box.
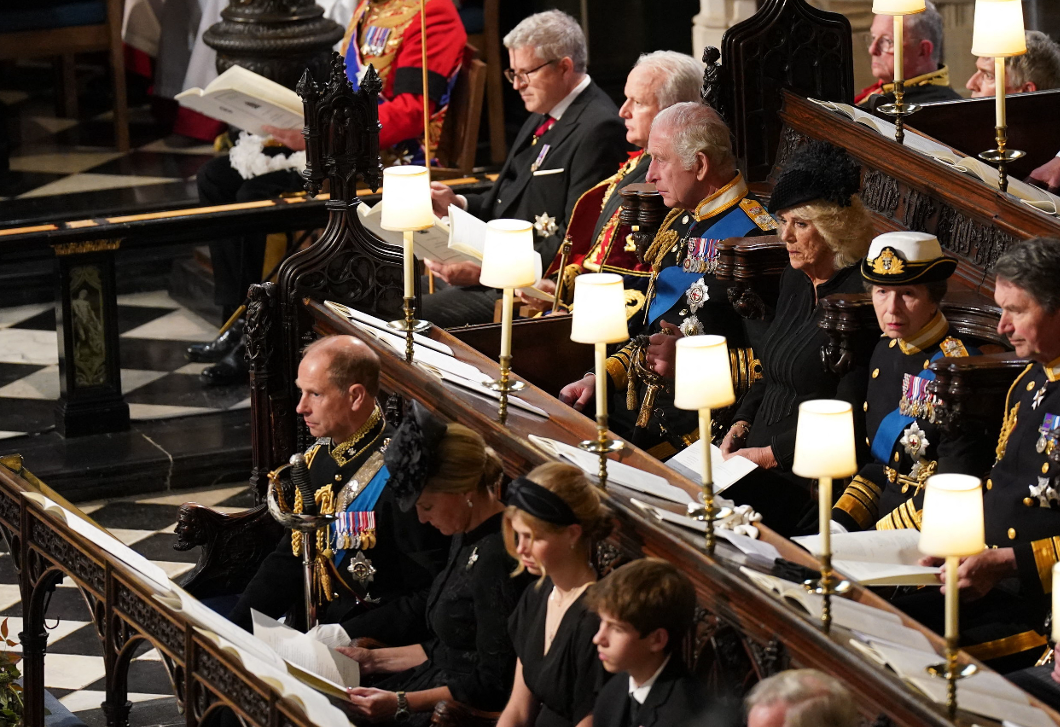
[767,140,862,214]
[384,401,448,511]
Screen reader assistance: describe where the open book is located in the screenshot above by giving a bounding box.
[792,529,939,586]
[23,491,173,594]
[529,435,696,505]
[665,442,757,495]
[629,498,780,564]
[176,65,303,137]
[810,98,1060,215]
[252,611,359,697]
[356,201,465,263]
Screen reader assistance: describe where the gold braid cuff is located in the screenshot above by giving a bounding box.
[1032,537,1060,592]
[964,631,1048,662]
[876,499,922,531]
[835,475,882,530]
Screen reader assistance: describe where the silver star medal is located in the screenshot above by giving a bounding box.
[679,317,703,336]
[1033,385,1047,410]
[465,546,480,571]
[685,278,710,314]
[347,550,376,586]
[899,422,930,459]
[1030,477,1055,507]
[534,212,557,238]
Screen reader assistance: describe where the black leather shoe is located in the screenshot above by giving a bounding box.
[187,319,245,363]
[200,335,249,386]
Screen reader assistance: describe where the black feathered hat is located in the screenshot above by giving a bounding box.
[767,141,862,214]
[384,401,448,511]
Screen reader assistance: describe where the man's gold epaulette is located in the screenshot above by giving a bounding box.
[304,442,323,469]
[739,198,778,232]
[939,336,969,358]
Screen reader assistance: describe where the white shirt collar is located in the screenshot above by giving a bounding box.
[547,74,592,121]
[628,655,670,704]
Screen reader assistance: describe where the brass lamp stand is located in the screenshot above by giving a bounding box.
[875,12,923,145]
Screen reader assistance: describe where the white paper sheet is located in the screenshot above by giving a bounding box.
[665,443,757,494]
[324,300,452,356]
[252,610,359,689]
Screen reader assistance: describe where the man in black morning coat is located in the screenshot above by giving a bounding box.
[425,9,630,327]
[227,336,448,644]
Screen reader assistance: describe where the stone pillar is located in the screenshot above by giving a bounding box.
[691,0,757,56]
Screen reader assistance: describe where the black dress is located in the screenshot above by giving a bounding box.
[727,264,871,536]
[508,577,610,727]
[370,512,531,725]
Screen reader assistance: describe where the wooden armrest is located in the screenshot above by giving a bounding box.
[175,502,284,599]
[930,352,1031,436]
[818,293,877,375]
[939,290,1007,351]
[716,235,786,319]
[431,700,501,727]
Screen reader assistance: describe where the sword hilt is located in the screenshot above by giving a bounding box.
[290,453,317,515]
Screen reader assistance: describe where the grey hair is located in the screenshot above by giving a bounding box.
[779,198,873,270]
[503,10,587,74]
[746,669,858,727]
[633,51,704,109]
[905,0,944,66]
[651,102,735,174]
[994,237,1060,313]
[1007,31,1060,91]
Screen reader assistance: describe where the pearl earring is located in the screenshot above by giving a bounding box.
[467,499,474,508]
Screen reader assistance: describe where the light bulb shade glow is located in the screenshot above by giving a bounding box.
[918,474,986,557]
[380,166,434,231]
[674,336,735,410]
[1053,564,1060,642]
[791,400,858,478]
[570,273,629,344]
[479,219,537,289]
[971,0,1027,57]
[872,0,925,15]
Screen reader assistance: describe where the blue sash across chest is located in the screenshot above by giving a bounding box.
[332,464,389,566]
[646,205,756,325]
[870,353,946,464]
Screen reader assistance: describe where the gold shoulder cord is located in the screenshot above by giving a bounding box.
[641,209,686,325]
[996,363,1035,464]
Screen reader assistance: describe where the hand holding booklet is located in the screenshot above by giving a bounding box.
[665,442,757,494]
[176,66,303,137]
[252,610,360,697]
[792,529,939,586]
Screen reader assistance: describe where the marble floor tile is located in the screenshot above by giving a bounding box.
[0,170,67,198]
[27,116,80,135]
[59,690,169,713]
[155,561,195,580]
[121,338,198,372]
[105,528,157,546]
[116,291,183,309]
[124,373,248,410]
[0,328,58,365]
[85,151,214,180]
[128,403,217,420]
[0,364,59,399]
[0,303,51,329]
[121,308,216,342]
[122,369,170,394]
[0,431,26,441]
[9,152,123,175]
[19,173,177,198]
[138,484,249,508]
[44,653,109,690]
[0,362,47,389]
[0,397,59,432]
[88,502,181,532]
[0,90,29,105]
[139,136,218,156]
[173,363,210,375]
[228,397,252,410]
[0,616,91,653]
[0,585,21,612]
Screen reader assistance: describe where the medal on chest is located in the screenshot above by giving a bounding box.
[531,143,550,173]
[334,510,377,556]
[899,421,931,460]
[1028,476,1060,508]
[1037,413,1060,454]
[360,25,392,57]
[899,373,937,422]
[682,236,719,274]
[1033,385,1049,410]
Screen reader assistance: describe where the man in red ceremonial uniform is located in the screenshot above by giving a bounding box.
[191,0,466,385]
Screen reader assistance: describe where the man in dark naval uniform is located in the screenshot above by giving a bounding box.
[424,9,630,327]
[832,232,992,532]
[524,50,704,315]
[228,336,449,642]
[905,237,1060,672]
[560,102,776,459]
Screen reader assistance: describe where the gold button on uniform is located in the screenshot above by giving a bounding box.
[1025,497,1036,507]
[872,368,880,378]
[1028,381,1037,391]
[863,402,869,412]
[865,437,871,446]
[1008,528,1017,540]
[894,452,900,463]
[1044,463,1051,474]
[986,479,993,490]
[889,339,897,348]
[923,360,930,369]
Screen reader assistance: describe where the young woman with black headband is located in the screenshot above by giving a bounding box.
[498,462,614,727]
[335,402,533,725]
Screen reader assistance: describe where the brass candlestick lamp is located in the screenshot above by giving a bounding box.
[480,220,538,425]
[872,0,926,145]
[919,474,984,720]
[380,165,433,363]
[792,400,858,634]
[972,0,1027,193]
[674,335,735,555]
[570,274,629,489]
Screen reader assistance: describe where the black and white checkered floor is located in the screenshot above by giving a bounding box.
[0,291,248,441]
[0,483,255,727]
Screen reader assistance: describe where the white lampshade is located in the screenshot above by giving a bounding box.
[1052,564,1060,642]
[570,273,629,345]
[791,400,858,478]
[971,0,1027,57]
[872,0,925,15]
[479,219,537,289]
[675,336,735,411]
[918,474,986,557]
[380,165,433,231]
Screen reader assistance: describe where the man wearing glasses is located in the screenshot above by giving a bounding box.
[855,0,960,109]
[426,9,630,327]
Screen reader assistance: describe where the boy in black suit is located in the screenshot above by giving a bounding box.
[586,559,709,727]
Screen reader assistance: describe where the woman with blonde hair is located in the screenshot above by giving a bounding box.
[498,462,614,727]
[335,402,532,725]
[718,140,875,536]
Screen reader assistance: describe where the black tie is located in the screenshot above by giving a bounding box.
[628,695,641,727]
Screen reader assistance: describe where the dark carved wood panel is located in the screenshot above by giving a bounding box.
[29,519,104,594]
[195,649,270,726]
[721,0,854,181]
[114,583,184,655]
